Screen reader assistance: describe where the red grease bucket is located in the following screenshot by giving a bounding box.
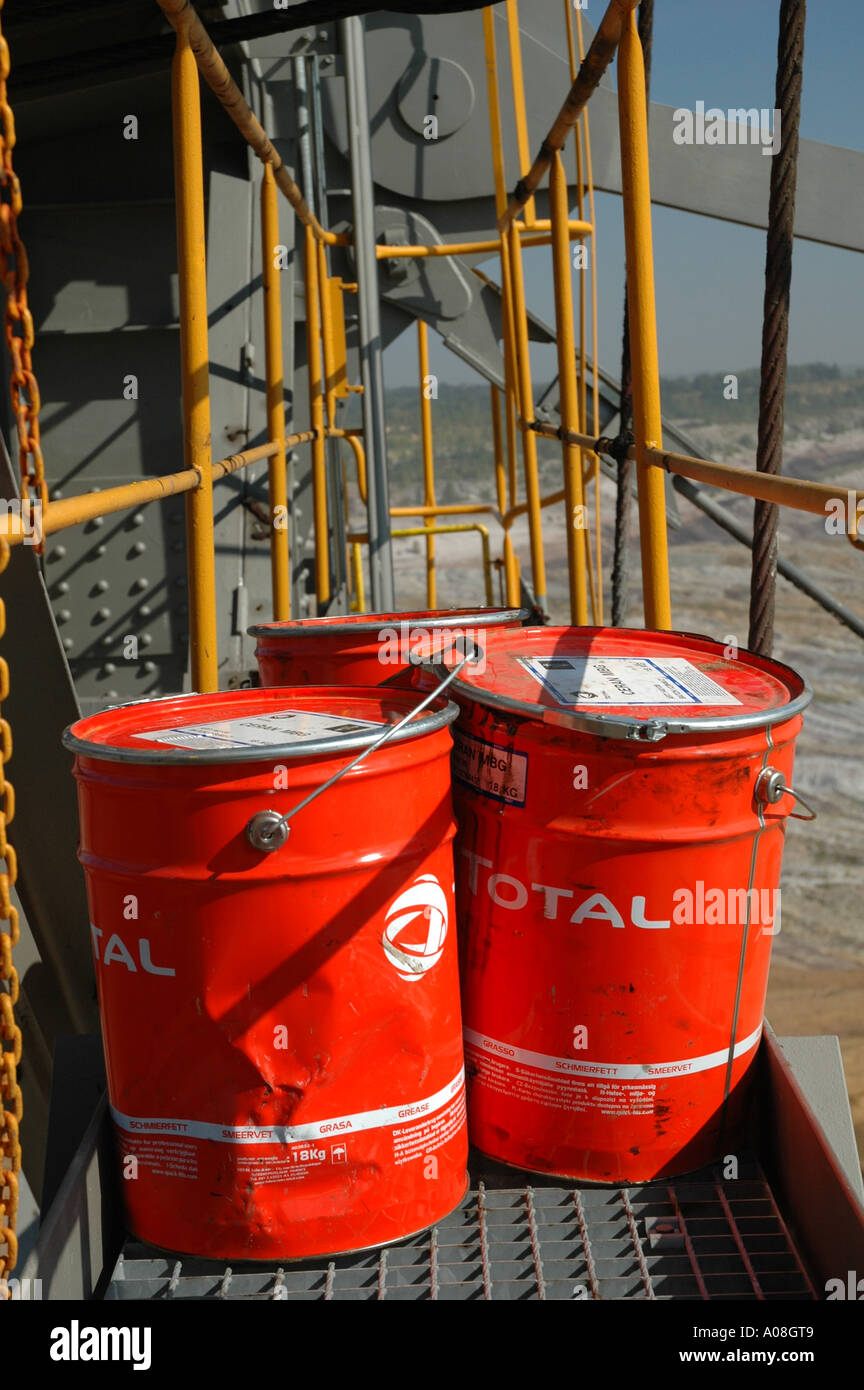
[250,607,527,689]
[439,627,812,1183]
[63,685,468,1260]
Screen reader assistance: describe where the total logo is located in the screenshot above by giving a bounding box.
[382,874,449,983]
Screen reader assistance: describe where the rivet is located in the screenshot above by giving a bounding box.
[62,637,74,652]
[139,605,152,618]
[143,661,157,673]
[132,577,148,592]
[55,581,69,595]
[132,541,146,555]
[94,579,109,593]
[131,513,145,527]
[56,608,71,622]
[140,633,153,647]
[103,662,116,675]
[51,545,66,560]
[95,607,111,621]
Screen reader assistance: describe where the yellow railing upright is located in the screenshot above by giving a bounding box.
[616,6,671,627]
[171,24,219,690]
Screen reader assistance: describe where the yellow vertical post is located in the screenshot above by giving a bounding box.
[483,6,523,607]
[508,221,547,612]
[504,379,519,510]
[549,151,588,625]
[417,320,437,608]
[617,11,671,629]
[172,26,218,690]
[490,384,507,515]
[351,542,366,613]
[261,164,290,619]
[505,0,536,226]
[317,239,337,427]
[564,0,602,624]
[304,224,329,605]
[490,385,519,605]
[578,7,603,622]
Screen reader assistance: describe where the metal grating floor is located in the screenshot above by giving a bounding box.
[105,1155,817,1301]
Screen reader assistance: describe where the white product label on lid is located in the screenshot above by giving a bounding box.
[518,656,741,707]
[132,708,385,751]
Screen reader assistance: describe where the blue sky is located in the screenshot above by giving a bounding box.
[384,0,864,388]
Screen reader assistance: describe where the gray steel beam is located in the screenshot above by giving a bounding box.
[761,1025,864,1286]
[322,8,864,255]
[340,15,395,610]
[0,443,96,1035]
[310,55,350,613]
[19,1090,121,1301]
[777,1034,863,1203]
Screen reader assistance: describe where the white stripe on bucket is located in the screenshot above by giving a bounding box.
[463,1026,762,1080]
[111,1067,465,1145]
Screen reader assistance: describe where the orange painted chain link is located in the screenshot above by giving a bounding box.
[0,0,48,541]
[0,0,25,1288]
[0,536,20,1289]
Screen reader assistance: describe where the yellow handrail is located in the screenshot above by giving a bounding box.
[374,225,591,258]
[349,523,495,608]
[528,419,864,523]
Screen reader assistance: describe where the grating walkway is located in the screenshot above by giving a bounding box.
[105,1156,816,1302]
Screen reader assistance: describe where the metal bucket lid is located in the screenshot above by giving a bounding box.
[248,607,528,640]
[63,685,458,765]
[438,626,811,742]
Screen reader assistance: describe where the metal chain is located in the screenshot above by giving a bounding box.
[0,0,27,1286]
[0,534,20,1288]
[0,0,49,543]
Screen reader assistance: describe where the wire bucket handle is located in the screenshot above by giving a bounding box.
[245,637,480,853]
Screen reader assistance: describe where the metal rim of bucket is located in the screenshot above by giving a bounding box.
[62,689,461,765]
[247,607,530,639]
[435,653,813,743]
